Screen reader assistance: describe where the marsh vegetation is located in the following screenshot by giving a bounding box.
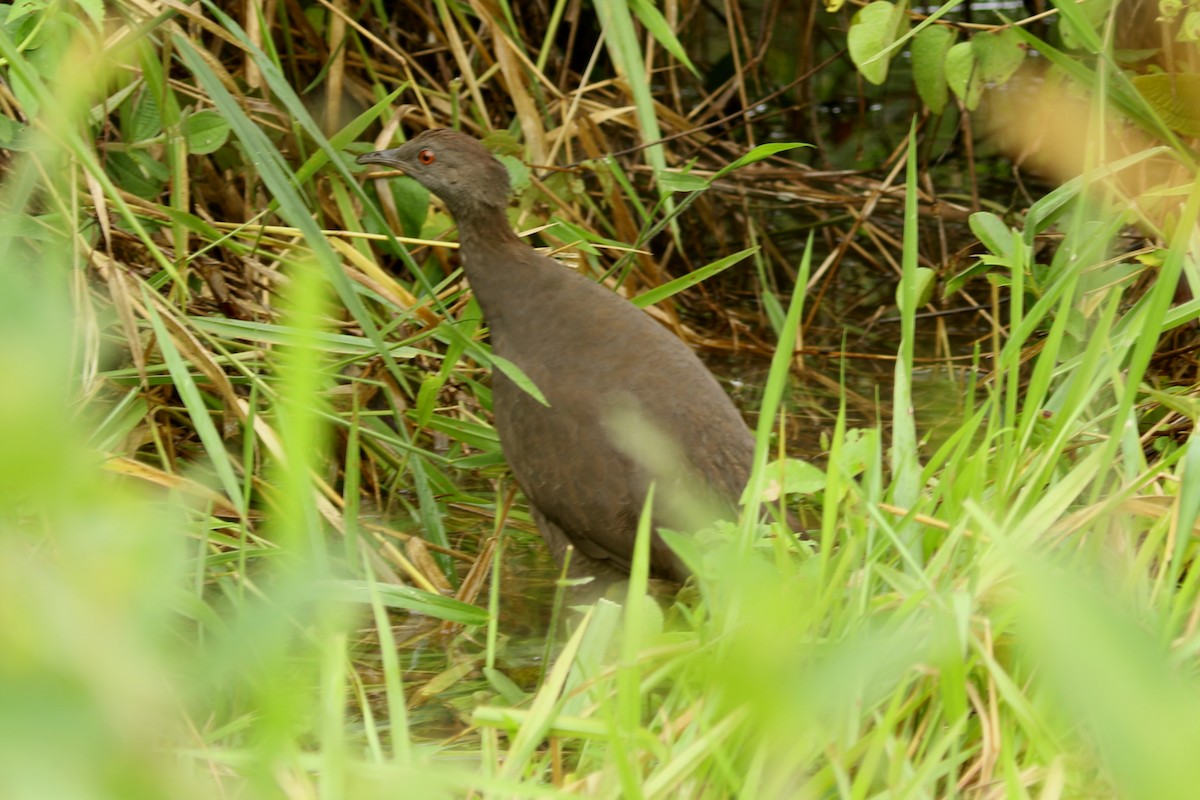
[1,0,1199,797]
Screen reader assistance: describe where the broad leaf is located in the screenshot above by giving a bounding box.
[182,109,230,154]
[945,41,982,110]
[912,25,956,114]
[969,212,1014,258]
[973,28,1025,85]
[1133,73,1200,136]
[848,1,910,85]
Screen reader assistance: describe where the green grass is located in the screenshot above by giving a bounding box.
[1,1,1198,798]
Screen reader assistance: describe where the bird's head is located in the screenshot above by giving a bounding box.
[357,129,512,219]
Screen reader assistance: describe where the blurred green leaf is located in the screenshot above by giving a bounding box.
[0,114,28,149]
[973,28,1025,85]
[838,428,878,477]
[72,0,103,26]
[105,150,167,198]
[5,0,43,24]
[1132,73,1200,136]
[332,580,488,625]
[1056,0,1111,52]
[767,458,826,496]
[1021,561,1200,800]
[130,89,161,142]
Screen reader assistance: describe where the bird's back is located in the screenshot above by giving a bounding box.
[474,244,755,578]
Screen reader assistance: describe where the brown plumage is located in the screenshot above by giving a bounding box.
[358,129,755,583]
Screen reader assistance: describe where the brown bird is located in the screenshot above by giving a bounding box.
[358,129,756,584]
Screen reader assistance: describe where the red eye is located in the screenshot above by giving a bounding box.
[418,149,435,165]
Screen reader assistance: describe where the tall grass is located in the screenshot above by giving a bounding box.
[0,1,1197,798]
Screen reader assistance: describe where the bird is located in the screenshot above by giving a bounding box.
[358,129,757,585]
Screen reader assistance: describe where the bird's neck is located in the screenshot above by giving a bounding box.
[455,209,539,329]
[456,207,522,258]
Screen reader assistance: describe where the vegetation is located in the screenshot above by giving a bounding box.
[1,0,1198,797]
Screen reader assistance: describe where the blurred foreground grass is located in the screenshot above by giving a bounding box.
[1,2,1200,798]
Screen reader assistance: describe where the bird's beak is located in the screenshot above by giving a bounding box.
[356,149,405,169]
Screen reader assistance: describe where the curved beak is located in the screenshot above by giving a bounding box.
[356,149,405,169]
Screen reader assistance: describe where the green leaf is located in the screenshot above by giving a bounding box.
[712,142,812,181]
[912,25,956,114]
[415,373,443,430]
[968,212,1013,258]
[657,170,709,194]
[1056,0,1111,52]
[292,84,406,188]
[6,0,43,24]
[143,296,246,515]
[633,246,758,307]
[0,114,27,149]
[897,266,936,312]
[130,90,161,143]
[483,667,530,706]
[1182,10,1200,41]
[0,211,67,243]
[105,150,167,199]
[838,428,878,477]
[385,177,427,240]
[595,0,671,200]
[1023,147,1166,239]
[0,3,36,42]
[627,0,700,78]
[847,1,909,85]
[914,266,936,308]
[8,60,38,118]
[945,259,995,296]
[417,412,501,453]
[491,354,550,407]
[496,153,530,193]
[189,317,423,357]
[973,28,1025,85]
[1132,73,1200,137]
[944,41,982,110]
[182,109,231,154]
[546,217,630,254]
[157,206,224,242]
[768,458,827,496]
[72,0,104,27]
[331,580,489,625]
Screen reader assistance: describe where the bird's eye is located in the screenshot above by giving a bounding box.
[418,149,436,165]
